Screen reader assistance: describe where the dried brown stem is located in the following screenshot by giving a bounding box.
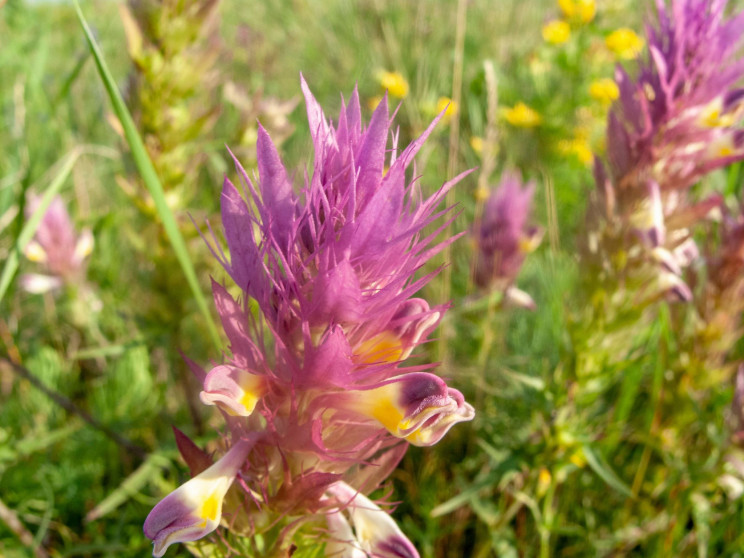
[0,496,50,558]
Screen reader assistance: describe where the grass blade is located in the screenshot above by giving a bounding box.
[85,451,172,523]
[582,444,634,500]
[73,1,221,350]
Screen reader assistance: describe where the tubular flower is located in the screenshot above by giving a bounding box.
[335,373,474,446]
[144,440,254,557]
[326,482,419,558]
[199,364,266,417]
[146,76,474,555]
[473,172,543,298]
[21,194,93,294]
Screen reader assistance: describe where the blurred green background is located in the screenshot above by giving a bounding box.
[3,0,744,556]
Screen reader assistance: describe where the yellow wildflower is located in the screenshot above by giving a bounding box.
[378,71,409,98]
[529,55,549,78]
[570,448,587,468]
[436,96,458,122]
[474,186,490,202]
[589,78,620,104]
[367,95,383,111]
[542,20,571,44]
[559,137,594,165]
[558,0,596,23]
[470,136,484,155]
[537,468,552,497]
[606,28,645,60]
[503,102,542,127]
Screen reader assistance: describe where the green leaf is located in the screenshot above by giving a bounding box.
[70,343,137,360]
[582,444,634,500]
[691,492,711,558]
[429,474,493,518]
[85,452,171,522]
[73,1,221,350]
[15,422,83,458]
[501,367,545,391]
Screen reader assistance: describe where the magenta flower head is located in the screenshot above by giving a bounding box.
[21,194,93,294]
[590,0,744,303]
[473,171,542,303]
[608,0,744,189]
[145,76,474,555]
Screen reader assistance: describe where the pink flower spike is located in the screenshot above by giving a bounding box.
[23,194,93,288]
[144,439,253,556]
[474,171,541,290]
[199,364,265,417]
[327,481,419,558]
[343,373,475,447]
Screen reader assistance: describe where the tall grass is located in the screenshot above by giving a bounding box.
[2,0,743,556]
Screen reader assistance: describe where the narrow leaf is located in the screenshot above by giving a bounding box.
[74,1,221,350]
[582,444,634,499]
[85,452,171,522]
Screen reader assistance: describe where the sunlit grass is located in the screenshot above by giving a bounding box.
[2,0,744,556]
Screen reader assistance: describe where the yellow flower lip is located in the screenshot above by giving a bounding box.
[354,331,405,365]
[24,241,48,263]
[145,439,254,557]
[200,365,265,417]
[344,373,474,447]
[697,98,737,128]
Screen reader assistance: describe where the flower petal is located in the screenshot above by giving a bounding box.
[144,440,253,557]
[327,482,419,558]
[200,364,265,416]
[20,273,62,294]
[72,228,94,264]
[344,373,475,446]
[24,240,48,263]
[326,509,367,558]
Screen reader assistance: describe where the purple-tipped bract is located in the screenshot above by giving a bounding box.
[145,76,474,556]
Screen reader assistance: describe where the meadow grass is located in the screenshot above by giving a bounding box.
[2,0,744,556]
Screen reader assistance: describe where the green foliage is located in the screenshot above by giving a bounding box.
[2,0,743,557]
